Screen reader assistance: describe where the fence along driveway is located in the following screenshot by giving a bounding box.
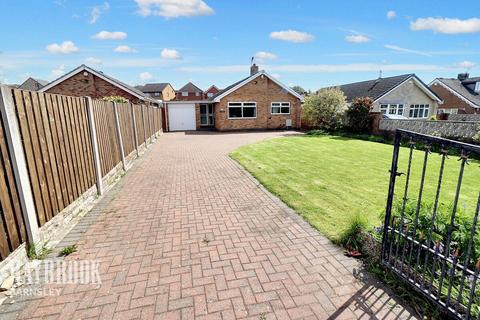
[0,86,162,263]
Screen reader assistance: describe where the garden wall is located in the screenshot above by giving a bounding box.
[448,114,480,122]
[379,119,478,139]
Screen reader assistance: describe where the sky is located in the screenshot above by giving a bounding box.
[1,0,480,91]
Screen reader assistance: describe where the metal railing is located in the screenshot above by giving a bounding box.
[381,129,480,319]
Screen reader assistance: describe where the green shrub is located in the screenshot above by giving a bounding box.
[340,213,368,251]
[302,88,346,131]
[344,97,373,133]
[102,96,128,103]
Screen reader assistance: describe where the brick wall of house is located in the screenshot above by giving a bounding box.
[45,72,143,104]
[429,83,479,114]
[214,76,301,131]
[161,85,176,101]
[175,92,203,101]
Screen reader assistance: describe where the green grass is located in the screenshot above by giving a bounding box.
[231,135,480,242]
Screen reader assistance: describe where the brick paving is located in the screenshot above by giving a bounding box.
[0,131,417,320]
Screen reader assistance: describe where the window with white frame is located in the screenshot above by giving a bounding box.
[195,92,200,96]
[409,104,429,118]
[181,92,188,96]
[207,92,213,97]
[228,102,257,119]
[271,102,290,115]
[380,104,404,116]
[154,92,160,97]
[438,108,458,115]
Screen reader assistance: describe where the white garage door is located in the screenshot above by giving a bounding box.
[168,104,196,131]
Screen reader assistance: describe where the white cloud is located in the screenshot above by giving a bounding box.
[384,44,431,57]
[387,10,396,19]
[254,51,277,61]
[411,17,480,34]
[85,57,103,65]
[135,0,214,18]
[269,30,314,43]
[50,64,66,79]
[46,41,79,54]
[92,31,127,40]
[271,73,281,79]
[345,34,370,43]
[114,45,137,53]
[90,2,110,24]
[139,71,153,81]
[161,48,181,59]
[454,60,476,69]
[178,63,444,73]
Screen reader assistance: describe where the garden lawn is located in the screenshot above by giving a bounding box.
[231,135,480,242]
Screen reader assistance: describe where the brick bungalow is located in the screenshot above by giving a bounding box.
[39,65,158,105]
[330,74,442,119]
[165,64,304,131]
[429,73,480,114]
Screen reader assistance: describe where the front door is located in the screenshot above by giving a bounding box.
[200,104,214,126]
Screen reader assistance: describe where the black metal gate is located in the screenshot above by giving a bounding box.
[381,129,480,319]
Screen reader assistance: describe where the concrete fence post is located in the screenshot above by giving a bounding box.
[112,102,126,171]
[142,105,148,147]
[0,85,39,244]
[130,103,139,157]
[85,97,103,195]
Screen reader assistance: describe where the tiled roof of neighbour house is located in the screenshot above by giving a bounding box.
[434,78,480,107]
[18,77,49,91]
[208,76,251,101]
[40,65,157,103]
[330,74,414,102]
[137,83,171,93]
[178,82,203,93]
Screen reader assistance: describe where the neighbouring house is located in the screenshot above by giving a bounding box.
[204,85,220,99]
[330,74,442,119]
[165,64,304,131]
[429,73,480,115]
[135,83,176,101]
[39,64,158,105]
[18,77,48,91]
[175,82,204,101]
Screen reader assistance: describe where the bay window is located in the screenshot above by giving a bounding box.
[380,104,404,116]
[409,104,429,118]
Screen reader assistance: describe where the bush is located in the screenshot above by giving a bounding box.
[102,96,128,103]
[340,213,368,251]
[344,97,373,133]
[302,88,346,131]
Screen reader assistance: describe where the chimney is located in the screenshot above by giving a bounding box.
[458,73,469,81]
[250,63,259,76]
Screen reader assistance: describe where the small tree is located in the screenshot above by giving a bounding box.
[345,97,373,133]
[291,85,306,95]
[302,88,346,131]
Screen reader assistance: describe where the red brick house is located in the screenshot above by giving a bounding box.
[204,85,220,99]
[165,64,304,131]
[175,82,204,101]
[429,73,480,114]
[39,65,157,105]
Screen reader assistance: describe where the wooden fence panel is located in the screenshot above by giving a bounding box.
[93,100,121,176]
[117,103,135,156]
[0,110,27,260]
[11,89,96,227]
[134,104,145,146]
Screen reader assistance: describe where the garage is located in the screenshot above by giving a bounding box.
[167,103,196,131]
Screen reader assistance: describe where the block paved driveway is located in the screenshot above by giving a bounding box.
[1,131,417,320]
